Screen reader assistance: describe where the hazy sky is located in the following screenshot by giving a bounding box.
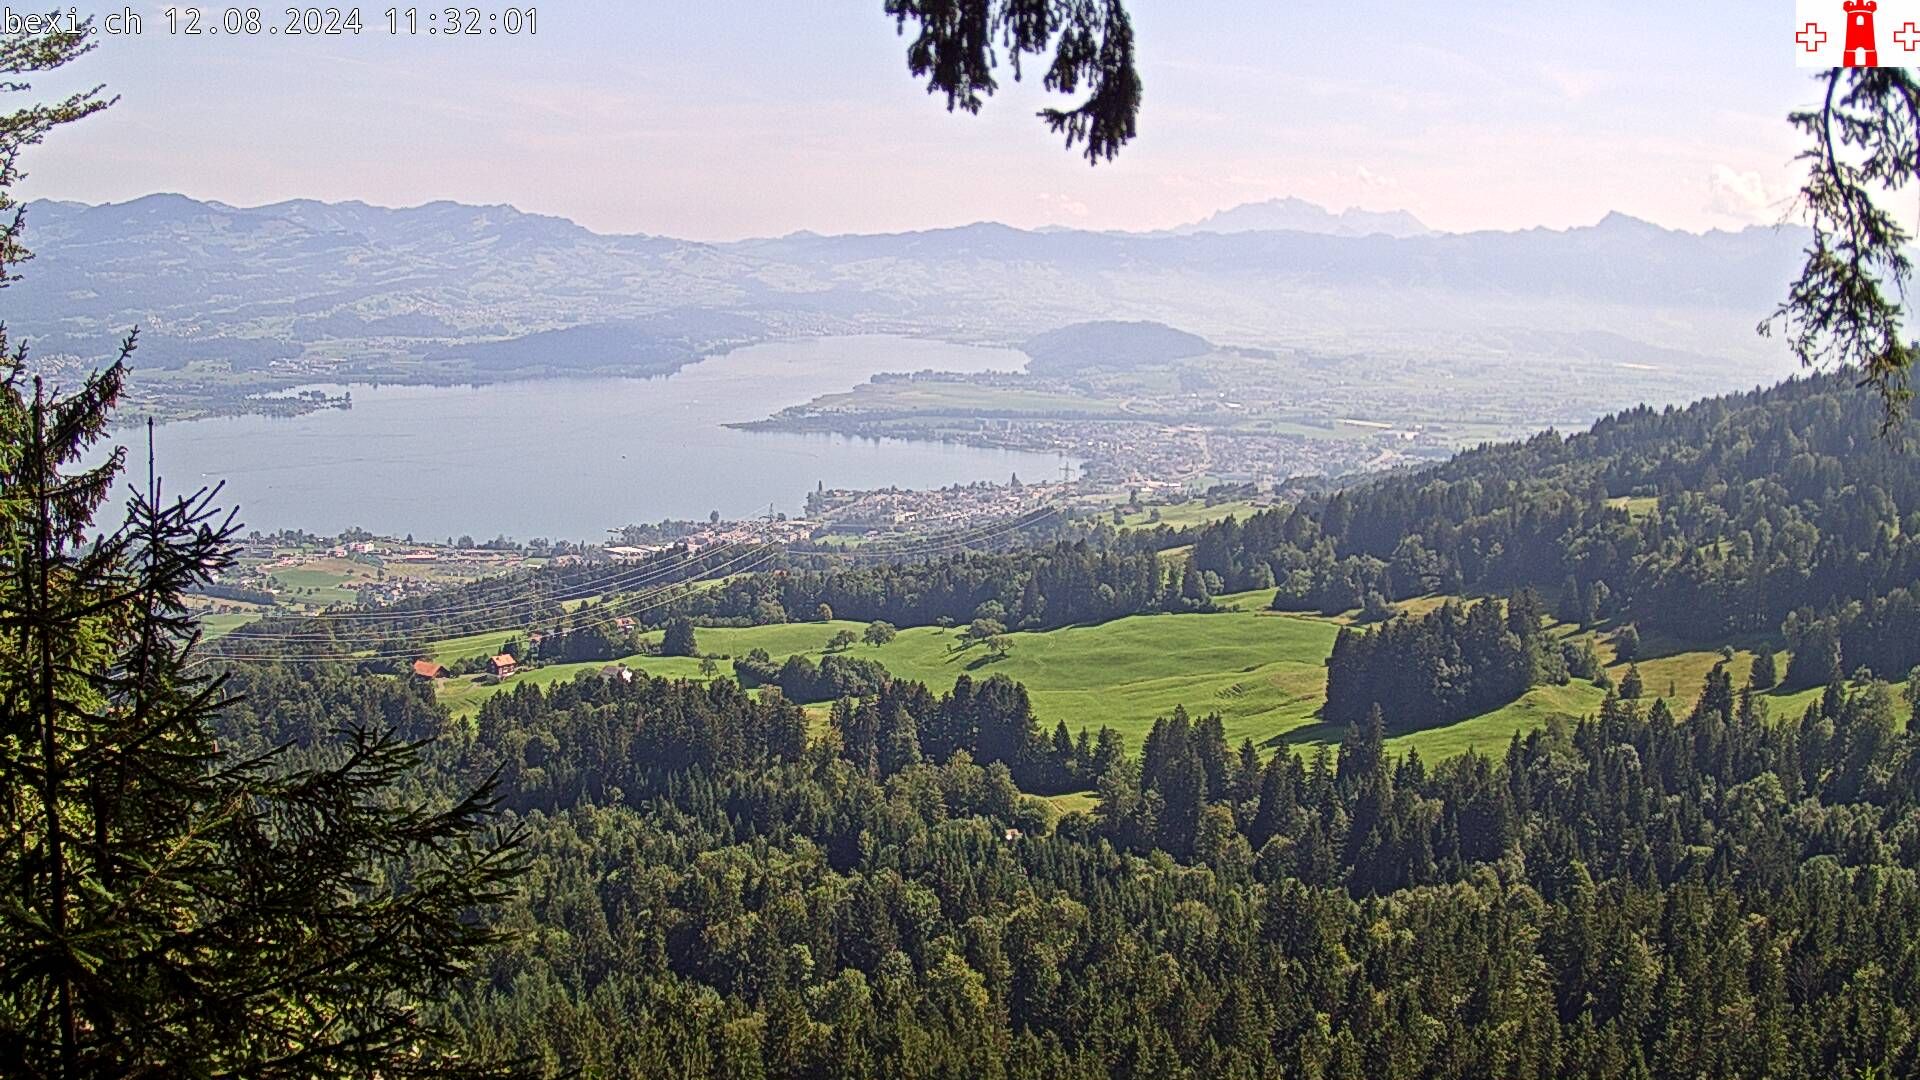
[15,1,1819,239]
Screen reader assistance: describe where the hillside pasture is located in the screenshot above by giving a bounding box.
[427,589,1907,761]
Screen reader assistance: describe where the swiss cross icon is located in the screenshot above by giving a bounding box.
[1797,22,1828,51]
[1896,21,1920,49]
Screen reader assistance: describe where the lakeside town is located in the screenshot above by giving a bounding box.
[193,471,1292,625]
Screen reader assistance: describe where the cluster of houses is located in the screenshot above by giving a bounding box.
[807,480,1052,536]
[411,652,635,687]
[409,654,519,682]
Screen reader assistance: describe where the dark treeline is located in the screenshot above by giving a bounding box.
[210,658,1920,1079]
[827,673,1111,795]
[1171,372,1920,683]
[736,650,892,707]
[464,675,810,808]
[525,610,642,665]
[678,539,1216,631]
[191,580,278,605]
[1322,591,1560,728]
[1784,585,1920,692]
[1101,663,1920,895]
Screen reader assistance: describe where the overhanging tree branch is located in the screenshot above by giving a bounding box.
[886,0,1141,163]
[1767,66,1920,429]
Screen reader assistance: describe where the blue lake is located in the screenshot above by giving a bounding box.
[116,336,1070,542]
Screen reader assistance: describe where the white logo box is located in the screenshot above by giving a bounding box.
[1795,0,1920,66]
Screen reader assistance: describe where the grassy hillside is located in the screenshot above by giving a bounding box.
[198,612,260,641]
[266,561,375,606]
[429,628,531,665]
[436,600,1339,749]
[429,586,1909,760]
[1113,499,1269,530]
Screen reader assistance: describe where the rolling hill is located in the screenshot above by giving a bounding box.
[15,194,1805,416]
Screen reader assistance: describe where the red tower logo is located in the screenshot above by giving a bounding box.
[1844,0,1879,67]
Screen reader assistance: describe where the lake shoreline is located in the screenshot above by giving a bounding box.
[105,336,1069,543]
[115,330,1035,427]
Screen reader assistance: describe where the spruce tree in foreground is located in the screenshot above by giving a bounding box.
[0,356,526,1080]
[0,20,523,1078]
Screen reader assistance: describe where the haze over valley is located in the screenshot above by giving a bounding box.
[15,7,1920,1078]
[23,192,1809,536]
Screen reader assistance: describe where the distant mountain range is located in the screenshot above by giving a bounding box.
[8,193,1808,417]
[1160,197,1432,239]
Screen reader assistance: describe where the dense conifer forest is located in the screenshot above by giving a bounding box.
[210,649,1920,1079]
[44,365,1920,1078]
[1321,592,1558,729]
[20,4,1920,1074]
[182,371,1920,1078]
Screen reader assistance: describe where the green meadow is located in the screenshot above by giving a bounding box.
[1113,499,1270,531]
[265,559,379,606]
[428,628,528,665]
[427,586,1908,760]
[1604,495,1660,521]
[435,600,1341,751]
[197,612,259,641]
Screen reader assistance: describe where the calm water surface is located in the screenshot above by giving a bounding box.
[116,336,1068,541]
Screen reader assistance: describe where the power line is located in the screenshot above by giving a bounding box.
[245,505,790,624]
[207,541,788,664]
[214,536,781,652]
[205,504,1060,664]
[222,536,757,633]
[219,499,1054,641]
[234,493,1031,627]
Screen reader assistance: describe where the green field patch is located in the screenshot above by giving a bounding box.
[1044,790,1099,818]
[804,703,835,742]
[436,657,700,716]
[266,558,378,605]
[198,612,260,641]
[1605,495,1660,521]
[429,594,1891,762]
[1280,679,1607,760]
[1114,499,1269,531]
[1046,790,1098,814]
[754,609,1337,750]
[1621,647,1753,712]
[440,608,1341,744]
[637,620,881,660]
[428,629,526,664]
[1761,677,1910,728]
[1211,587,1276,611]
[1390,594,1462,621]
